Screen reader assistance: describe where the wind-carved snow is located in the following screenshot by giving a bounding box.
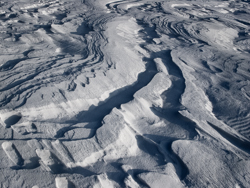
[0,0,250,187]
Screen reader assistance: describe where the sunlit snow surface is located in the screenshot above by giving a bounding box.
[0,0,250,187]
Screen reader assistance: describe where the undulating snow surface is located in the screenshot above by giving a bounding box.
[0,0,250,187]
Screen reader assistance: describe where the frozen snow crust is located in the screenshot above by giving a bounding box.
[0,0,250,187]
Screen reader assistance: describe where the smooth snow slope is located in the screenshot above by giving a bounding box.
[0,0,250,187]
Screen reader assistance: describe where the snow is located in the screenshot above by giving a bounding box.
[0,0,250,187]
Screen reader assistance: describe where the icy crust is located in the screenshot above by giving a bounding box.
[0,0,250,187]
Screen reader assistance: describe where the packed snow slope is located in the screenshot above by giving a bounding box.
[0,0,250,187]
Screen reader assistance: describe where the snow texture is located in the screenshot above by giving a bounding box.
[0,0,250,187]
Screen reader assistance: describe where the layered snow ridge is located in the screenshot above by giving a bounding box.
[0,0,250,187]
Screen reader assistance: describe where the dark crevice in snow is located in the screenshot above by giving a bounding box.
[151,50,198,139]
[147,50,196,180]
[208,121,250,154]
[55,57,158,138]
